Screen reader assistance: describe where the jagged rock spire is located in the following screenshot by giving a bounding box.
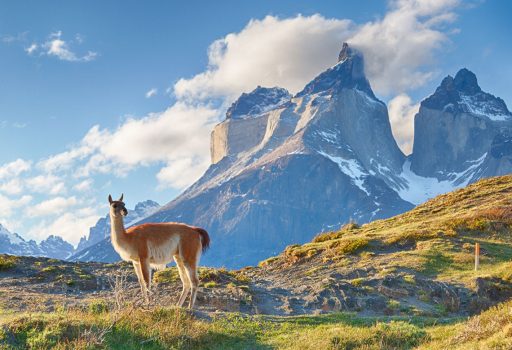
[296,42,375,98]
[338,42,353,62]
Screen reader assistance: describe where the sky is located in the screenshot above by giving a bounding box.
[0,0,511,245]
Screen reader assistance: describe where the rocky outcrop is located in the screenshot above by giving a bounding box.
[211,86,291,164]
[410,68,512,183]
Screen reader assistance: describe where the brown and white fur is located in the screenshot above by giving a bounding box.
[108,194,210,309]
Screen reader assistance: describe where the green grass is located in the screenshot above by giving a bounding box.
[0,306,461,350]
[0,255,17,271]
[4,302,511,349]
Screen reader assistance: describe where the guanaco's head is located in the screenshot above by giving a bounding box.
[108,194,128,217]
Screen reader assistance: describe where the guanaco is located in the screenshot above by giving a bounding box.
[108,194,210,309]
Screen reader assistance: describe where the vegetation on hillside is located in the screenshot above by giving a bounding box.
[2,175,512,349]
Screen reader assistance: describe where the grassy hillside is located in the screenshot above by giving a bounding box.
[1,175,512,349]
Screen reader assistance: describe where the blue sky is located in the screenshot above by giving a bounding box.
[0,0,510,245]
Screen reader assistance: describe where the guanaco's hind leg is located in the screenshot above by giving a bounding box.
[132,261,148,301]
[139,258,152,302]
[174,255,190,307]
[184,263,199,309]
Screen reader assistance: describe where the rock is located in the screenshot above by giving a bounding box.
[410,68,512,182]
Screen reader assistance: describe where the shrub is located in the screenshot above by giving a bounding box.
[204,281,217,288]
[0,255,17,271]
[153,267,180,284]
[329,238,369,255]
[313,222,360,243]
[258,256,279,268]
[88,300,109,314]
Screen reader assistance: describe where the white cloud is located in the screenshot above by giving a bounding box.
[156,156,210,189]
[0,178,24,195]
[25,174,66,195]
[25,43,38,54]
[0,194,32,218]
[349,0,460,95]
[145,88,158,98]
[77,102,220,188]
[37,125,106,173]
[27,210,100,245]
[29,196,78,217]
[73,179,93,192]
[175,15,352,100]
[42,31,97,62]
[0,158,31,180]
[175,1,459,101]
[388,93,420,155]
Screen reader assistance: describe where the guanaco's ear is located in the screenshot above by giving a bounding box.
[118,193,124,202]
[108,194,113,204]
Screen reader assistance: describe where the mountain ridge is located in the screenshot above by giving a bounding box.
[71,43,512,268]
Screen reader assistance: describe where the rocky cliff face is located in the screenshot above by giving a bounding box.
[210,86,292,164]
[410,68,512,183]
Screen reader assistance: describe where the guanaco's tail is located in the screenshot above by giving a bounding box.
[194,227,210,252]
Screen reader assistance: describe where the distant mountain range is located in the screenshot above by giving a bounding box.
[4,43,511,268]
[0,224,74,260]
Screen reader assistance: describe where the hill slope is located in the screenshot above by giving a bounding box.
[1,175,512,349]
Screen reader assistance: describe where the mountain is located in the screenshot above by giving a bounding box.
[0,224,74,259]
[70,200,160,262]
[410,68,512,183]
[139,43,414,268]
[71,45,512,269]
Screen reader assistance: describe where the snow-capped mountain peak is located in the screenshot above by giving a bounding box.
[422,68,511,122]
[0,223,24,245]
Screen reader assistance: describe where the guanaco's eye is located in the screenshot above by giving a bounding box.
[113,204,117,208]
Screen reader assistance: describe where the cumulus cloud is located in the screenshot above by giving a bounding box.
[73,179,93,192]
[0,194,32,218]
[29,196,78,217]
[25,174,66,195]
[0,158,31,180]
[27,210,100,245]
[175,15,352,100]
[349,0,460,95]
[388,93,420,154]
[77,102,220,188]
[37,126,106,173]
[176,1,459,101]
[25,43,38,54]
[145,88,158,98]
[0,178,24,195]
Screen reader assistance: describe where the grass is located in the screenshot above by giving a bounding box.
[258,175,512,290]
[0,305,461,350]
[153,266,251,288]
[0,255,17,271]
[4,301,511,349]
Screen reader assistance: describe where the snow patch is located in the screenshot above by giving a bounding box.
[319,151,369,194]
[397,154,487,205]
[459,94,511,121]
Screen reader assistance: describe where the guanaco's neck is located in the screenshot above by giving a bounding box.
[110,213,127,242]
